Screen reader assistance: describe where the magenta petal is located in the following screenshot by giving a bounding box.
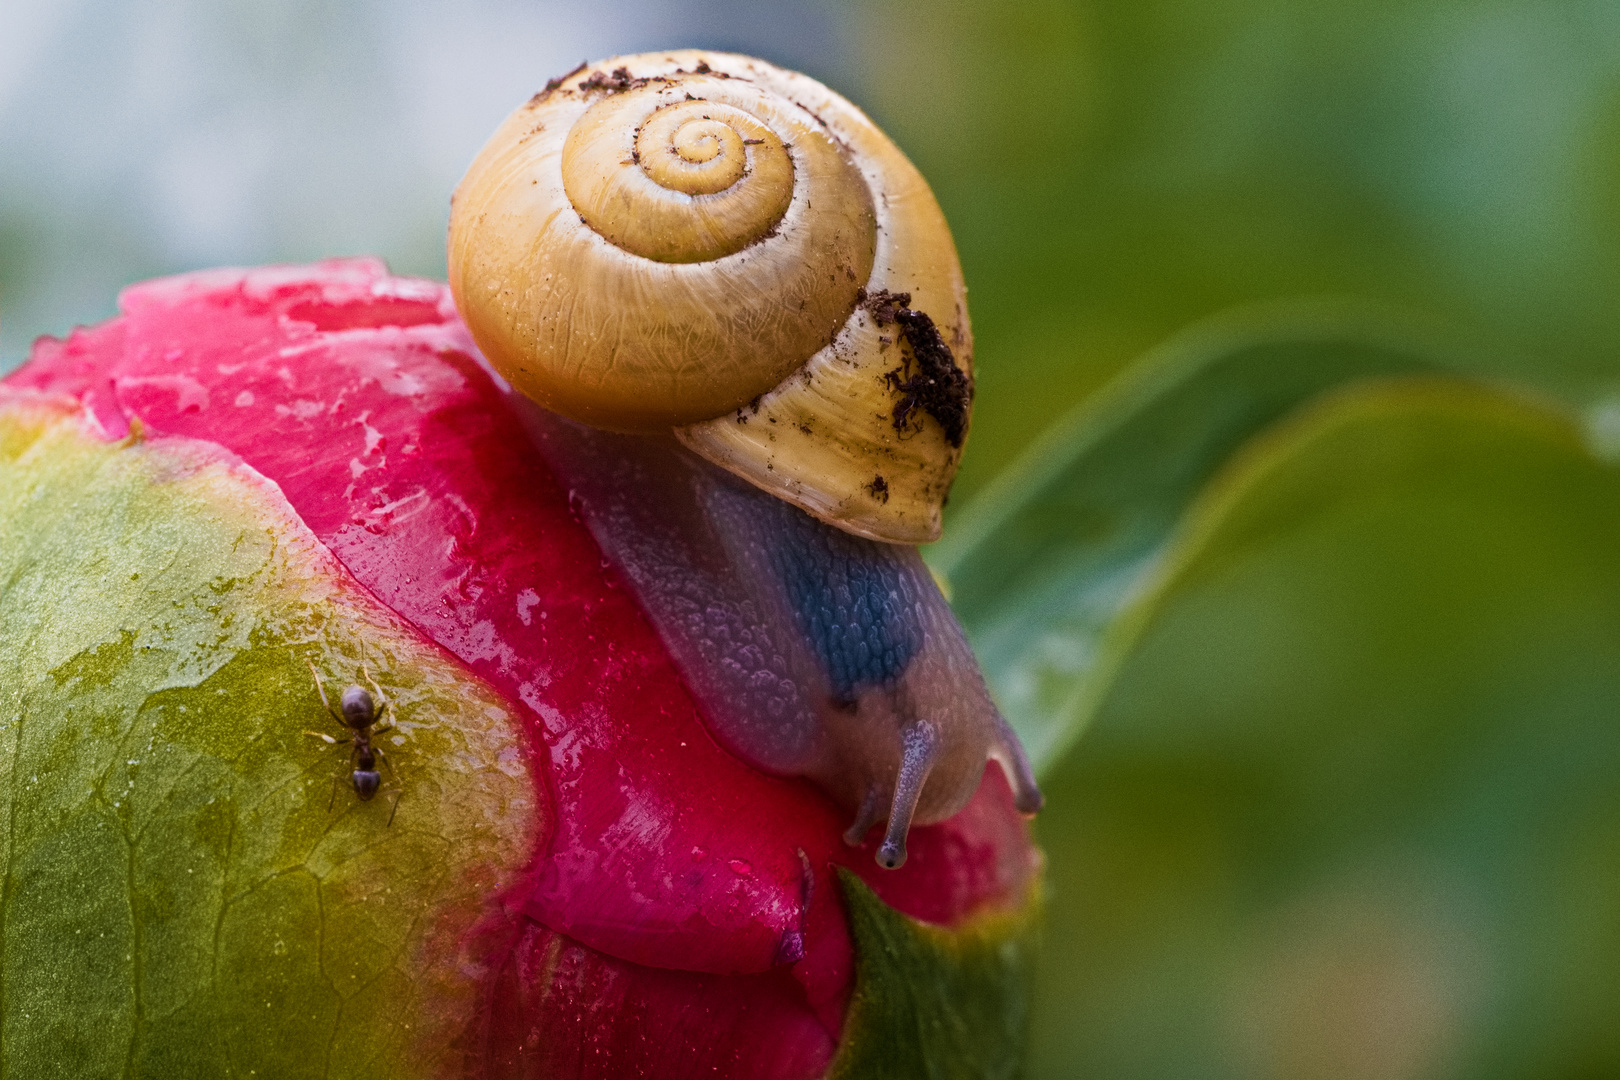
[468,912,835,1080]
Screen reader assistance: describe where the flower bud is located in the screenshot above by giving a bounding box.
[0,259,1039,1077]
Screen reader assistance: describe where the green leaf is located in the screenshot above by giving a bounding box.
[932,308,1447,772]
[1025,378,1620,1078]
[829,869,1040,1080]
[0,396,536,1077]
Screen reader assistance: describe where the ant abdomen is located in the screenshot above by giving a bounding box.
[352,767,382,801]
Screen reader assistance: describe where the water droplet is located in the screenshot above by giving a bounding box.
[728,859,753,877]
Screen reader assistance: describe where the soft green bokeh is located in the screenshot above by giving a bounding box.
[954,373,1620,1077]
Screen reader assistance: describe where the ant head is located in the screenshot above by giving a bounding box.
[352,769,382,800]
[339,685,374,727]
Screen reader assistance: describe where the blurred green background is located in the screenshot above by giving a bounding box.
[6,1,1620,1077]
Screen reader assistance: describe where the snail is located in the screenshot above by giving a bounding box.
[448,50,1040,868]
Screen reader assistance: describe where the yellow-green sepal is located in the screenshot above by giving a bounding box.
[0,394,537,1076]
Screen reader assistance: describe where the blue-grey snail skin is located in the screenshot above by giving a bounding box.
[450,49,1042,866]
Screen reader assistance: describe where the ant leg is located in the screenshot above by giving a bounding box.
[306,660,343,725]
[328,773,347,812]
[361,664,392,723]
[371,746,404,823]
[304,730,342,745]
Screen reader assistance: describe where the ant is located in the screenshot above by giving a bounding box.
[305,660,402,825]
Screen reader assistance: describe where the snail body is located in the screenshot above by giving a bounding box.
[524,407,1040,867]
[450,51,1040,867]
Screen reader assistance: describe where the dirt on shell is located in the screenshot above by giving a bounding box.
[861,289,973,448]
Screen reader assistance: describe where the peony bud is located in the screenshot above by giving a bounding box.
[0,259,1039,1077]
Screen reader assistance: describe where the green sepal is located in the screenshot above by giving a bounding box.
[829,868,1041,1080]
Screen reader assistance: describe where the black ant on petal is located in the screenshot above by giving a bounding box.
[306,660,402,825]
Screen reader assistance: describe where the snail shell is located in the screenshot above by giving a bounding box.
[448,50,972,545]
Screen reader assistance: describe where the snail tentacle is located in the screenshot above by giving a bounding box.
[876,720,940,870]
[992,714,1045,815]
[843,783,884,848]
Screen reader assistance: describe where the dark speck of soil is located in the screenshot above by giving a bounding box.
[736,396,763,424]
[866,475,890,503]
[579,67,645,94]
[860,288,973,448]
[534,61,589,103]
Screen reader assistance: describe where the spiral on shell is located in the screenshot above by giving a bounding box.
[565,95,799,262]
[449,51,974,544]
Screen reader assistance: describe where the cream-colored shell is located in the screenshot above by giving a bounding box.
[448,50,973,544]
